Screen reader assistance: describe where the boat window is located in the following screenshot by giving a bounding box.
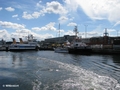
[76,44,78,46]
[30,42,36,45]
[15,45,17,47]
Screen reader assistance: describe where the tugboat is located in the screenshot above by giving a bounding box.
[68,37,92,54]
[68,26,92,54]
[9,34,40,51]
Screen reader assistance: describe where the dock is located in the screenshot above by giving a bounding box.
[0,46,9,51]
[92,48,120,55]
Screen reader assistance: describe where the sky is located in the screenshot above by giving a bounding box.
[0,0,120,41]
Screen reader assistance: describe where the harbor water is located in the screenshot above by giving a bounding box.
[0,51,120,90]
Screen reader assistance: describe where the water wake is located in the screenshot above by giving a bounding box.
[29,56,120,90]
[52,59,120,90]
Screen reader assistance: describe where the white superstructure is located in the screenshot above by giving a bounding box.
[9,35,40,51]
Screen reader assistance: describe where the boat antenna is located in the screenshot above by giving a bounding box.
[59,23,60,37]
[84,24,88,38]
[104,28,109,36]
[73,26,78,37]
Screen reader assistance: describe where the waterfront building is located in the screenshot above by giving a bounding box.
[81,38,91,45]
[39,28,120,50]
[40,35,76,48]
[89,36,120,49]
[45,35,76,43]
[112,37,120,49]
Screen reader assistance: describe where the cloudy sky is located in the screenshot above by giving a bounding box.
[0,0,120,41]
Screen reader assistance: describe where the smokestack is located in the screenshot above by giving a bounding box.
[12,38,16,44]
[19,38,23,44]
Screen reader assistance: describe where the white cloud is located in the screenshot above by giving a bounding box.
[11,29,54,41]
[0,22,56,41]
[22,12,34,19]
[107,29,116,33]
[22,11,44,19]
[32,22,57,31]
[12,14,18,18]
[5,7,15,12]
[64,29,99,38]
[32,27,44,31]
[0,7,2,11]
[64,0,120,22]
[22,1,68,19]
[0,29,11,41]
[87,32,98,36]
[81,27,117,38]
[64,0,79,12]
[114,21,120,27]
[32,12,41,18]
[64,26,116,38]
[105,29,116,36]
[0,21,25,29]
[58,16,68,21]
[11,29,33,41]
[16,29,31,34]
[58,16,68,24]
[64,30,99,38]
[29,32,54,40]
[36,1,44,8]
[39,33,54,40]
[67,22,77,26]
[45,1,68,15]
[69,17,74,21]
[64,30,75,36]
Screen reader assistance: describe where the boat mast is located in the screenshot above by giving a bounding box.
[73,26,78,37]
[58,23,61,44]
[59,23,60,37]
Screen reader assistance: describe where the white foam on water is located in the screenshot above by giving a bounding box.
[32,79,41,90]
[27,56,120,90]
[43,57,120,90]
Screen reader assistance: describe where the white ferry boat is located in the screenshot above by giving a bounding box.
[9,35,40,51]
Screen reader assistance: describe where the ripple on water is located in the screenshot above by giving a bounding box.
[31,57,120,90]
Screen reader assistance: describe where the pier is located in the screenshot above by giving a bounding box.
[92,48,120,55]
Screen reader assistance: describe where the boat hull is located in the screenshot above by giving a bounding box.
[54,48,68,53]
[9,46,39,51]
[9,48,38,51]
[68,47,92,55]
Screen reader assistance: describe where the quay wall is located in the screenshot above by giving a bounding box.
[92,48,120,55]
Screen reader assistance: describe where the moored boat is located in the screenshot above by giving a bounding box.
[68,26,92,54]
[54,23,70,53]
[9,35,40,51]
[54,47,68,53]
[54,40,70,53]
[68,38,92,54]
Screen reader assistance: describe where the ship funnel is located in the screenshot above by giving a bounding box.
[19,38,23,44]
[12,38,16,44]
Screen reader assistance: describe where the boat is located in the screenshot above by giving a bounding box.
[0,39,7,51]
[54,23,70,53]
[68,38,92,54]
[54,40,70,53]
[54,47,68,53]
[68,26,92,54]
[9,35,40,51]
